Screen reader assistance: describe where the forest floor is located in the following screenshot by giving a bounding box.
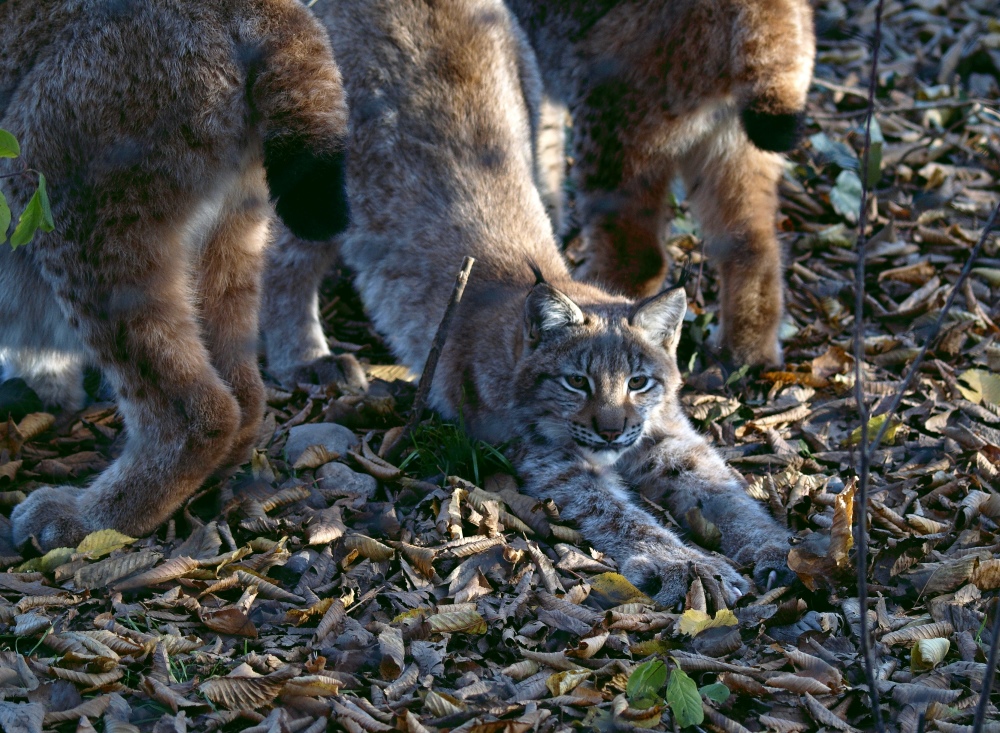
[1,0,999,731]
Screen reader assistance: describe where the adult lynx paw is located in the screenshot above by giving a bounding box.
[622,549,749,609]
[279,354,369,392]
[751,540,796,591]
[11,486,96,551]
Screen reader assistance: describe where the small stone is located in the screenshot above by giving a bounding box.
[284,423,359,465]
[316,461,378,500]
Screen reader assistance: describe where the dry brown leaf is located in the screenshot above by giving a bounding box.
[114,556,199,591]
[199,666,297,711]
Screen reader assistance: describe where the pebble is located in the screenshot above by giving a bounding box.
[284,422,359,464]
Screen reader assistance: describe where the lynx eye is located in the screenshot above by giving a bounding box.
[628,375,651,392]
[562,374,590,392]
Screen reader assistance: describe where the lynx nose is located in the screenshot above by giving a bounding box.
[595,419,625,444]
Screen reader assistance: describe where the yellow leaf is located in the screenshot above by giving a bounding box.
[678,608,738,637]
[18,546,74,573]
[957,369,1000,407]
[75,529,136,558]
[844,414,900,446]
[589,573,653,606]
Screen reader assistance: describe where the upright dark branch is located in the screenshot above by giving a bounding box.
[850,0,887,729]
[385,256,475,464]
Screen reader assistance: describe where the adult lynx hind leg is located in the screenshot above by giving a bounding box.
[679,124,786,368]
[260,228,368,389]
[10,0,350,551]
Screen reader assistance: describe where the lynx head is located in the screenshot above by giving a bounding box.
[514,282,687,466]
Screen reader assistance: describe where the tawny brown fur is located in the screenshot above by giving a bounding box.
[322,0,792,606]
[1,0,348,550]
[507,0,816,366]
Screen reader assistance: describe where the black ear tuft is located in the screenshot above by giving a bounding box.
[524,283,584,343]
[740,109,806,153]
[265,137,350,241]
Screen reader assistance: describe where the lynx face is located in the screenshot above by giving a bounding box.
[516,284,685,466]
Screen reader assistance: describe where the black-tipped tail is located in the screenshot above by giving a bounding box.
[265,139,350,241]
[740,109,806,153]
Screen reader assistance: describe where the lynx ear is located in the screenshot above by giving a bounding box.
[629,287,687,353]
[524,283,584,344]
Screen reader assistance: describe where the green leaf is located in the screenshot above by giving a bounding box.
[830,169,863,224]
[0,190,10,245]
[699,682,731,704]
[862,118,884,187]
[36,175,54,232]
[0,128,20,158]
[666,666,704,728]
[10,179,53,249]
[626,659,667,708]
[725,364,750,387]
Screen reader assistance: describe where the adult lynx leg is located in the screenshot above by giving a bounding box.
[261,227,336,381]
[681,124,785,367]
[534,95,568,235]
[0,249,88,410]
[570,121,673,298]
[198,175,271,464]
[11,219,240,551]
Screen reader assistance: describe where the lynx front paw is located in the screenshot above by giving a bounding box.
[279,354,369,392]
[622,549,749,609]
[750,540,796,591]
[11,486,95,551]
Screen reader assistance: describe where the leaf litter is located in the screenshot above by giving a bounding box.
[2,0,1000,730]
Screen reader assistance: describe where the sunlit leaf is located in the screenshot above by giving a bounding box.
[0,129,19,158]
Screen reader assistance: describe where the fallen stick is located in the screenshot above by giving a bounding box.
[384,255,475,464]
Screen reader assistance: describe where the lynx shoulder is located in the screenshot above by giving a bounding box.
[1,0,349,550]
[321,0,792,605]
[507,0,816,367]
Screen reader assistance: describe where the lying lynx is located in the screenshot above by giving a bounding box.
[2,0,349,550]
[323,0,791,604]
[508,0,816,366]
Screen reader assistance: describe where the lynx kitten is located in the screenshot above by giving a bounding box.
[2,0,349,550]
[322,0,791,604]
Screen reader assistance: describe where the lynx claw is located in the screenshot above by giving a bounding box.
[281,354,369,392]
[11,486,94,552]
[751,541,796,591]
[622,551,749,610]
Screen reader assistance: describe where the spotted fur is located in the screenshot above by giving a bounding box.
[1,0,348,550]
[326,0,791,606]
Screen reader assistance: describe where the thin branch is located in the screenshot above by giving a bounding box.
[972,595,1000,733]
[850,0,887,729]
[384,256,475,464]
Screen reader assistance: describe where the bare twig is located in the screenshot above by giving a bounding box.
[384,256,475,464]
[850,1,887,730]
[972,596,1000,733]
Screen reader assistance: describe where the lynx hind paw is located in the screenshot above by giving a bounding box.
[265,139,350,242]
[11,486,93,551]
[622,552,750,610]
[751,541,796,591]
